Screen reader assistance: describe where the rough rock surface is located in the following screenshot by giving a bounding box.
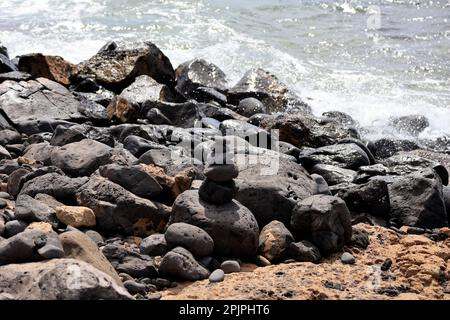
[161,224,450,300]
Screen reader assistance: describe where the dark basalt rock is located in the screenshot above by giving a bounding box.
[165,222,214,257]
[235,159,317,228]
[389,114,429,136]
[235,97,267,117]
[170,190,259,258]
[76,176,169,236]
[140,233,168,257]
[261,113,357,149]
[311,164,357,186]
[290,195,352,255]
[120,75,164,111]
[227,68,310,113]
[50,124,114,147]
[299,143,370,171]
[0,54,17,73]
[154,101,201,128]
[159,247,210,281]
[348,227,370,249]
[334,179,390,218]
[15,194,58,226]
[368,138,419,159]
[175,58,228,98]
[77,41,175,92]
[123,135,167,158]
[322,111,358,128]
[0,71,32,83]
[287,240,321,263]
[388,168,448,229]
[98,164,163,198]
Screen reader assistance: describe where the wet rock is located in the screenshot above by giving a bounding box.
[369,138,419,159]
[102,243,158,278]
[59,230,122,284]
[191,87,227,106]
[258,220,294,262]
[15,194,58,226]
[76,176,168,236]
[199,179,236,205]
[322,111,358,128]
[77,96,109,123]
[388,169,448,229]
[154,101,201,128]
[159,247,210,281]
[235,159,317,228]
[170,190,259,258]
[209,269,225,283]
[0,78,82,125]
[228,68,310,113]
[145,107,172,125]
[98,164,163,198]
[299,143,370,171]
[123,135,164,157]
[56,206,96,228]
[140,233,168,256]
[261,113,355,148]
[341,252,355,265]
[120,75,164,110]
[0,145,11,160]
[18,53,77,86]
[0,259,132,300]
[287,240,321,263]
[77,41,175,91]
[165,222,214,257]
[311,164,357,186]
[235,97,267,117]
[291,195,352,255]
[175,58,228,98]
[334,180,390,218]
[50,139,117,177]
[221,260,240,274]
[0,54,17,73]
[50,124,114,147]
[383,153,448,186]
[389,114,429,136]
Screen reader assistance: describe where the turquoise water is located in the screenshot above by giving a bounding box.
[0,0,449,138]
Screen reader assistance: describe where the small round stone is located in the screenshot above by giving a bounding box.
[204,164,239,182]
[341,252,356,265]
[0,192,10,199]
[0,199,7,209]
[220,260,240,274]
[123,280,147,295]
[209,269,225,283]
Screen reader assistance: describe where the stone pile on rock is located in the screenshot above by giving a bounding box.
[0,40,448,300]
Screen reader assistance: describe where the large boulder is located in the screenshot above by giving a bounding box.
[290,195,352,255]
[0,53,16,73]
[50,139,131,177]
[334,179,390,218]
[154,101,201,128]
[235,159,317,228]
[0,259,132,300]
[76,176,168,236]
[258,220,294,262]
[159,247,210,281]
[175,58,228,97]
[59,230,122,285]
[0,78,82,125]
[76,41,175,92]
[164,222,214,257]
[18,54,77,86]
[170,190,259,258]
[120,75,164,110]
[227,68,310,113]
[388,169,448,229]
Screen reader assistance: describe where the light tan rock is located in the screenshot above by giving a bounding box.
[26,222,53,233]
[59,230,122,285]
[56,205,96,228]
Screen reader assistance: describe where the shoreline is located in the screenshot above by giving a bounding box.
[0,40,449,300]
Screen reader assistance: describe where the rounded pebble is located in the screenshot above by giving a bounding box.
[341,252,356,264]
[220,260,240,274]
[209,269,225,283]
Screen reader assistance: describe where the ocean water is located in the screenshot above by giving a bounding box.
[0,0,449,140]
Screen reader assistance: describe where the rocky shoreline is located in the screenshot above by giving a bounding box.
[0,41,449,300]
